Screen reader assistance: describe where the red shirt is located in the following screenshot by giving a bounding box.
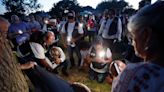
[87,19,94,28]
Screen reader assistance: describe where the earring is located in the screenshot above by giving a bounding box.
[144,46,149,51]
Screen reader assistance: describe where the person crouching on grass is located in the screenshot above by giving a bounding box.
[87,36,112,83]
[78,41,91,72]
[48,46,69,76]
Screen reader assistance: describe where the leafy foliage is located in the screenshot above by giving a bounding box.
[96,1,128,13]
[139,0,151,9]
[49,0,81,17]
[81,6,95,12]
[1,0,41,14]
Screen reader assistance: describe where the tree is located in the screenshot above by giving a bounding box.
[2,12,25,21]
[82,6,95,12]
[1,0,41,14]
[139,0,151,9]
[49,0,81,17]
[122,8,136,15]
[0,32,28,91]
[96,1,128,14]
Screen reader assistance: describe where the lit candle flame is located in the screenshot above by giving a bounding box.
[67,36,71,42]
[45,20,49,24]
[79,23,83,28]
[98,50,105,58]
[18,30,23,34]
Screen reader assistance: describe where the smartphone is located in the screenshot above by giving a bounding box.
[114,62,120,76]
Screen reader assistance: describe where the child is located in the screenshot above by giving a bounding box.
[48,46,68,76]
[79,41,91,72]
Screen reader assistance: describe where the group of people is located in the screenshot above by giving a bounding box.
[0,1,164,92]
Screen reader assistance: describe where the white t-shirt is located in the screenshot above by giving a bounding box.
[98,18,122,41]
[30,42,66,69]
[89,47,112,73]
[42,24,48,33]
[30,42,46,59]
[61,22,84,40]
[80,50,89,66]
[99,17,105,25]
[58,20,66,32]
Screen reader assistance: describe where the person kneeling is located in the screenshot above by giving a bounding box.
[47,46,69,76]
[88,37,112,83]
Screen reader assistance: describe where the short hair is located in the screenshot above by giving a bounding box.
[11,15,19,22]
[128,1,164,33]
[128,1,164,52]
[92,36,103,45]
[49,47,60,59]
[30,31,54,45]
[79,41,91,50]
[44,31,55,40]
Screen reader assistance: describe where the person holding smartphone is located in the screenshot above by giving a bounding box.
[112,1,164,92]
[106,60,126,84]
[88,36,112,83]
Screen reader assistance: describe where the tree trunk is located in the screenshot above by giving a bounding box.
[0,32,28,92]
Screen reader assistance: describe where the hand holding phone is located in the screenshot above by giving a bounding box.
[109,60,126,77]
[114,62,120,76]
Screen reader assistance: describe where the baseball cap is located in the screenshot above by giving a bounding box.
[68,11,75,17]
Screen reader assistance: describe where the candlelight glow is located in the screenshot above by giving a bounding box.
[98,50,105,58]
[67,36,71,42]
[18,30,23,34]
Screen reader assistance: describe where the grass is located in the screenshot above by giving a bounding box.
[57,50,124,92]
[11,35,126,92]
[59,67,112,92]
[56,36,125,92]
